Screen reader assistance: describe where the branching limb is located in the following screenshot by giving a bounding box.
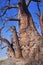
[4,18,20,22]
[0,9,7,17]
[1,22,6,30]
[0,5,18,17]
[0,37,15,55]
[32,0,41,2]
[26,0,41,6]
[0,5,18,10]
[1,46,7,49]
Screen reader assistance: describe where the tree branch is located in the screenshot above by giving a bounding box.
[4,18,20,22]
[32,0,41,2]
[0,5,18,17]
[0,9,7,17]
[0,37,15,55]
[26,0,41,6]
[1,46,7,49]
[1,5,18,10]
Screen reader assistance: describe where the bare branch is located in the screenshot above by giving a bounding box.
[1,46,7,49]
[1,5,18,10]
[26,0,41,6]
[1,22,5,30]
[0,5,18,11]
[32,0,41,2]
[0,5,18,17]
[0,37,15,55]
[0,9,7,17]
[4,18,20,22]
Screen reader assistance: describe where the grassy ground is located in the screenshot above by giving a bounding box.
[0,59,9,65]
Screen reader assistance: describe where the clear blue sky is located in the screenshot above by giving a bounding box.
[0,0,43,59]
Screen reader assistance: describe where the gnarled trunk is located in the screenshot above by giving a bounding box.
[18,1,42,61]
[18,0,40,47]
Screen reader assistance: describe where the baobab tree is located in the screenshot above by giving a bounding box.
[0,0,43,65]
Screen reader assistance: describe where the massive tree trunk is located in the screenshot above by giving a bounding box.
[18,0,40,47]
[18,0,31,46]
[17,0,43,64]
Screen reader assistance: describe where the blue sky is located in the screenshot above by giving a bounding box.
[0,0,43,59]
